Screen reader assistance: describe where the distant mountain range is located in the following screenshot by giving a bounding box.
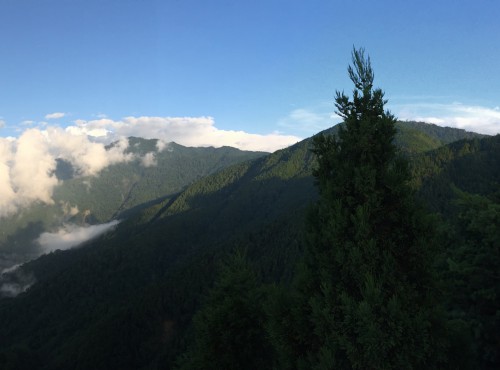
[0,121,497,369]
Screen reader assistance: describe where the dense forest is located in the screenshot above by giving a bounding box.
[0,50,498,369]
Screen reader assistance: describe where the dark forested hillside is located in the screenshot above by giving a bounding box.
[0,125,497,369]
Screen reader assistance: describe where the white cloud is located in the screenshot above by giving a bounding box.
[0,127,132,217]
[0,140,18,216]
[47,127,133,176]
[393,102,500,135]
[45,112,66,120]
[60,201,79,218]
[10,129,59,206]
[66,124,109,138]
[0,120,5,128]
[69,116,301,152]
[156,139,169,152]
[278,108,340,134]
[141,152,157,167]
[37,220,120,252]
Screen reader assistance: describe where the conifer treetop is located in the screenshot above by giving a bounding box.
[335,47,389,122]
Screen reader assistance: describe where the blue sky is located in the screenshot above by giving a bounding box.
[1,0,500,146]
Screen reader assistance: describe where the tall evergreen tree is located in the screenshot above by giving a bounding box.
[292,48,446,369]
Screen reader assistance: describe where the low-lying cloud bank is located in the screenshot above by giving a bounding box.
[0,221,120,297]
[37,220,120,253]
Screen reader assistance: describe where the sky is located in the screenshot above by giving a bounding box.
[1,0,500,147]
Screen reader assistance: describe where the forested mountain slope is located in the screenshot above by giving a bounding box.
[400,120,487,144]
[0,139,266,271]
[0,124,496,369]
